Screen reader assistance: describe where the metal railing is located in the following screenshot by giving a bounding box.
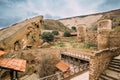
[60,51,90,61]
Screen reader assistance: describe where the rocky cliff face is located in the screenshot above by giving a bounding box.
[0,16,43,51]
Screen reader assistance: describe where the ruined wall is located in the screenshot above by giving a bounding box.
[89,47,120,80]
[97,30,111,50]
[109,31,120,48]
[77,24,86,42]
[97,19,112,30]
[98,31,120,49]
[77,24,97,44]
[0,16,43,51]
[85,30,97,44]
[97,19,112,50]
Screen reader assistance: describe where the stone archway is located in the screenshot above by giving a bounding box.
[14,41,21,51]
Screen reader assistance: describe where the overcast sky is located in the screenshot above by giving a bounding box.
[0,0,120,28]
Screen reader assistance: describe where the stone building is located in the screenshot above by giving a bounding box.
[0,16,43,51]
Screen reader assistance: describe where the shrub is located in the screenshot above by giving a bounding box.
[84,42,97,48]
[71,26,77,31]
[64,31,71,37]
[114,26,120,32]
[41,32,54,42]
[52,30,59,35]
[89,26,97,31]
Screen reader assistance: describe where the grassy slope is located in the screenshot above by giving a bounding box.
[43,19,72,32]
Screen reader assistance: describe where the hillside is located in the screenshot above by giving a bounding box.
[43,19,72,32]
[59,9,120,29]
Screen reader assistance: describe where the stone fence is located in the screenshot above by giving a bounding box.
[89,47,120,80]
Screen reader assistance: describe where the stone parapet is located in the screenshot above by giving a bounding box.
[89,47,120,80]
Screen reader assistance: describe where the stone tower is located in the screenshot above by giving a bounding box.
[97,19,112,50]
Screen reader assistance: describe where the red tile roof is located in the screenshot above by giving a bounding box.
[0,58,26,72]
[56,61,70,72]
[0,51,5,56]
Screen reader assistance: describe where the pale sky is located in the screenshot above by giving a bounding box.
[0,0,120,28]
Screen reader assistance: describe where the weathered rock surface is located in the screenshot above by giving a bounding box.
[0,16,43,51]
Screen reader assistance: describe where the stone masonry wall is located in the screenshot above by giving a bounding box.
[98,30,120,50]
[89,47,120,80]
[109,31,120,48]
[97,19,112,31]
[85,30,97,44]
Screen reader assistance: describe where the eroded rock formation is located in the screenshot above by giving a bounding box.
[0,16,43,51]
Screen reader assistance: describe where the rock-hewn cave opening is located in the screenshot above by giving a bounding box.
[14,41,21,51]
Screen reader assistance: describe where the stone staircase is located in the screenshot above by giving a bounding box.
[99,55,120,80]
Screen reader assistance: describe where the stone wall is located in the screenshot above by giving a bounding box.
[97,29,111,50]
[89,47,120,80]
[0,16,43,51]
[85,30,97,44]
[97,19,112,30]
[109,31,120,48]
[98,30,120,50]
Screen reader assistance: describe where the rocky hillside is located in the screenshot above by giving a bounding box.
[43,19,71,32]
[0,16,43,50]
[59,9,120,29]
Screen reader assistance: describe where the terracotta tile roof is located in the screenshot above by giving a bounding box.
[0,58,26,72]
[0,51,5,56]
[55,61,70,72]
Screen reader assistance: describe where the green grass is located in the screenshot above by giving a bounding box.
[114,26,120,32]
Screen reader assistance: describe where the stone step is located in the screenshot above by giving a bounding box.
[99,76,107,80]
[112,59,120,62]
[110,62,120,66]
[100,73,118,80]
[109,65,120,69]
[110,61,120,64]
[108,66,120,73]
[111,60,120,63]
[104,69,120,79]
[114,55,120,59]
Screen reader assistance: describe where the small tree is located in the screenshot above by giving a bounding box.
[38,52,59,77]
[52,30,59,35]
[41,32,54,42]
[71,26,77,32]
[64,31,71,37]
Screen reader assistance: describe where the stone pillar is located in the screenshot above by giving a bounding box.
[98,19,112,31]
[77,24,87,42]
[97,30,110,50]
[97,19,112,50]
